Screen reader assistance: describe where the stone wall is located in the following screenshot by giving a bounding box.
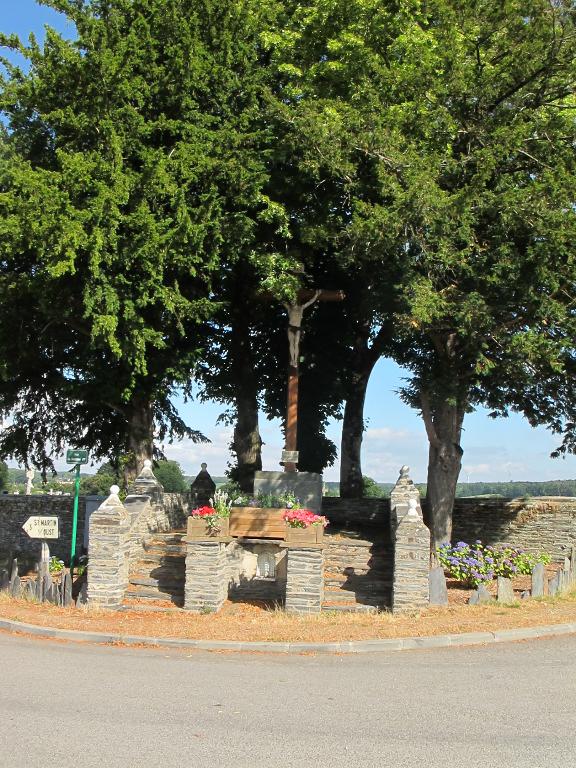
[0,495,86,570]
[322,497,387,527]
[451,497,576,560]
[323,496,576,561]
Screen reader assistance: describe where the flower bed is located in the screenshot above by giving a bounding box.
[438,540,551,588]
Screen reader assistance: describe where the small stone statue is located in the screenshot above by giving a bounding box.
[190,463,216,507]
[25,468,34,496]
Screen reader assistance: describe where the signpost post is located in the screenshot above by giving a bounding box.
[66,449,89,575]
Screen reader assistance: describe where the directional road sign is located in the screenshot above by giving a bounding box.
[22,516,59,540]
[66,449,89,465]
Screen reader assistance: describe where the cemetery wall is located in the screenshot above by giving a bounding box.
[322,496,576,561]
[0,495,86,568]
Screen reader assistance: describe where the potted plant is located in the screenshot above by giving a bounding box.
[229,490,300,539]
[188,489,231,539]
[283,509,328,545]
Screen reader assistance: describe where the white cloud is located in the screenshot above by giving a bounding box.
[364,426,413,441]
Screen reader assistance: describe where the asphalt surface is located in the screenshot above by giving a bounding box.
[1,633,575,768]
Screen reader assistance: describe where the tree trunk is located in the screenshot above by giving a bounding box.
[339,324,388,499]
[232,391,262,492]
[230,309,262,492]
[422,396,465,552]
[124,395,154,489]
[340,370,372,498]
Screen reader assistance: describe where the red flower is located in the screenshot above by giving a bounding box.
[190,505,216,517]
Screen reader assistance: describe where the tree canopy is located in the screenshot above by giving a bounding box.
[1,0,575,542]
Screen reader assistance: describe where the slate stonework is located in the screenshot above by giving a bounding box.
[184,540,231,612]
[0,495,86,569]
[87,489,130,608]
[392,504,430,613]
[322,496,576,562]
[285,545,324,614]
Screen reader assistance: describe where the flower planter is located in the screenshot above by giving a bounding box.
[229,507,287,539]
[187,516,229,540]
[285,524,324,545]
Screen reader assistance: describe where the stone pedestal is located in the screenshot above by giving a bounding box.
[87,487,130,608]
[392,503,430,613]
[284,545,324,614]
[184,540,230,612]
[253,471,323,513]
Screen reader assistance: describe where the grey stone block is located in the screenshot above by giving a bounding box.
[469,584,492,605]
[429,567,448,606]
[61,572,73,607]
[0,568,9,591]
[548,573,560,596]
[531,563,545,597]
[10,574,21,598]
[76,581,88,605]
[42,571,52,602]
[497,577,515,603]
[253,471,323,512]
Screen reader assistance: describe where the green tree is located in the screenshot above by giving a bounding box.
[0,460,8,492]
[362,476,383,498]
[154,459,187,493]
[0,0,284,483]
[272,0,576,548]
[80,461,120,496]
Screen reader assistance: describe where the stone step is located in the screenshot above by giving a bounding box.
[140,562,184,575]
[323,589,388,604]
[321,603,380,614]
[119,603,183,613]
[143,543,187,555]
[125,585,184,602]
[138,550,186,565]
[324,572,390,583]
[149,531,186,540]
[129,575,184,590]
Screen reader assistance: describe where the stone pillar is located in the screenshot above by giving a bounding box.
[284,545,324,614]
[129,459,164,503]
[392,499,430,613]
[184,541,229,612]
[87,486,130,608]
[127,459,168,534]
[390,465,421,536]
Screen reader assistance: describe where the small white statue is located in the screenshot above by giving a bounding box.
[25,468,34,496]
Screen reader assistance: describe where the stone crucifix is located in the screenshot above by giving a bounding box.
[282,288,344,472]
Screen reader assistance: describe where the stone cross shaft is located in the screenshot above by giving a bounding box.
[283,288,344,472]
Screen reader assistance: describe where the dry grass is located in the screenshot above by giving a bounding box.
[0,588,575,644]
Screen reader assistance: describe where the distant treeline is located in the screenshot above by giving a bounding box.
[323,479,576,499]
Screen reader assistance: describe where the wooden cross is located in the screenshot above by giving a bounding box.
[282,288,345,472]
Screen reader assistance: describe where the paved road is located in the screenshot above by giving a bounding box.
[1,633,575,768]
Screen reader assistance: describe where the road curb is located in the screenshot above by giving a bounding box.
[1,617,576,654]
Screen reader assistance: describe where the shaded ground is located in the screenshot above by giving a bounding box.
[1,586,575,643]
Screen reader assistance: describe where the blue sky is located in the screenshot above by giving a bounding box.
[2,1,575,483]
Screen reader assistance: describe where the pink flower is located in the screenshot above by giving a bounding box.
[283,509,328,528]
